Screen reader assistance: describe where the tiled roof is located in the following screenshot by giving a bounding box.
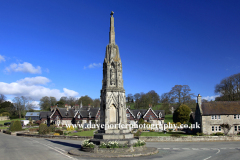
[26,112,40,117]
[201,101,240,115]
[39,111,52,118]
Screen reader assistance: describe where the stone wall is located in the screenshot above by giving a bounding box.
[139,136,240,142]
[0,116,10,121]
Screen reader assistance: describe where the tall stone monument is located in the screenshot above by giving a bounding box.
[91,11,136,145]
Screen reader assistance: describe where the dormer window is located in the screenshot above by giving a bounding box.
[126,113,130,117]
[159,112,162,118]
[137,112,141,119]
[89,112,91,118]
[78,115,80,119]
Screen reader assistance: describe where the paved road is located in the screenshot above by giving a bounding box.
[1,133,240,160]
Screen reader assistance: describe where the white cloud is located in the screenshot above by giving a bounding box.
[63,88,79,97]
[5,62,42,74]
[16,76,50,86]
[0,76,79,101]
[0,55,6,63]
[84,63,102,69]
[202,95,220,101]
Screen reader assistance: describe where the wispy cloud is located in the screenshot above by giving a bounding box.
[202,95,220,101]
[84,63,102,69]
[5,62,42,74]
[0,55,6,63]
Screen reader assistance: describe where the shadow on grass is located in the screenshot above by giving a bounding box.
[45,139,82,149]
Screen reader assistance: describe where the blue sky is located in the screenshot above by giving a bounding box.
[0,0,240,108]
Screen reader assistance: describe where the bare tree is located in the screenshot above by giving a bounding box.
[12,97,24,118]
[0,94,6,104]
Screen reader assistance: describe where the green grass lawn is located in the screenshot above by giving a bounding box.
[164,114,173,124]
[0,118,25,129]
[140,131,189,136]
[67,130,96,137]
[0,118,25,125]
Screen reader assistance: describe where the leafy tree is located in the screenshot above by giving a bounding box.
[56,101,65,108]
[78,95,93,106]
[59,96,68,105]
[220,123,232,135]
[93,98,100,107]
[173,104,191,123]
[50,97,57,106]
[12,96,26,118]
[39,96,51,111]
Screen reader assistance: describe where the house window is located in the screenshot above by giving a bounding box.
[219,126,221,131]
[215,126,218,131]
[126,113,130,117]
[159,112,162,118]
[211,115,221,120]
[212,126,214,131]
[234,115,240,119]
[238,126,240,131]
[78,115,80,119]
[235,126,237,131]
[137,113,141,119]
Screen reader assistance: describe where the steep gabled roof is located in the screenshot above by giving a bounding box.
[201,101,240,115]
[39,111,52,119]
[126,108,135,118]
[143,108,158,118]
[154,110,165,118]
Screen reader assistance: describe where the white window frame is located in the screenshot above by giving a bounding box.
[218,115,221,119]
[211,115,215,120]
[212,126,214,131]
[219,126,221,131]
[235,126,237,131]
[238,126,240,131]
[126,113,130,117]
[215,126,218,131]
[234,115,236,119]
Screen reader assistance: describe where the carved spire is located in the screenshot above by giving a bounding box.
[109,11,115,44]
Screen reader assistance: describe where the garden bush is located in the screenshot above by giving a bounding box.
[39,124,50,135]
[49,125,55,132]
[82,139,95,148]
[196,132,204,136]
[216,132,224,136]
[134,130,141,137]
[133,140,145,147]
[5,130,11,134]
[9,121,22,132]
[29,128,39,132]
[55,130,63,135]
[53,133,60,136]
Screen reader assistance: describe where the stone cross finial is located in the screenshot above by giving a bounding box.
[110,11,114,16]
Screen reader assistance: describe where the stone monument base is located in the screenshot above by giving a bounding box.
[90,129,138,145]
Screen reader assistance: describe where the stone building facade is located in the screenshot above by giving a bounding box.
[195,94,240,135]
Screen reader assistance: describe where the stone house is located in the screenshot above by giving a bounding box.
[40,106,100,126]
[195,94,240,135]
[126,107,165,126]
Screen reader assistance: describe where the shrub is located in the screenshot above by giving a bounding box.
[29,128,39,132]
[4,122,11,126]
[216,132,224,136]
[196,132,204,136]
[55,130,63,135]
[53,133,60,136]
[49,125,55,132]
[134,130,141,137]
[133,140,145,147]
[5,130,11,134]
[39,124,50,135]
[149,129,155,132]
[1,112,10,116]
[9,121,22,132]
[67,125,74,131]
[0,124,3,127]
[35,120,43,125]
[82,139,95,148]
